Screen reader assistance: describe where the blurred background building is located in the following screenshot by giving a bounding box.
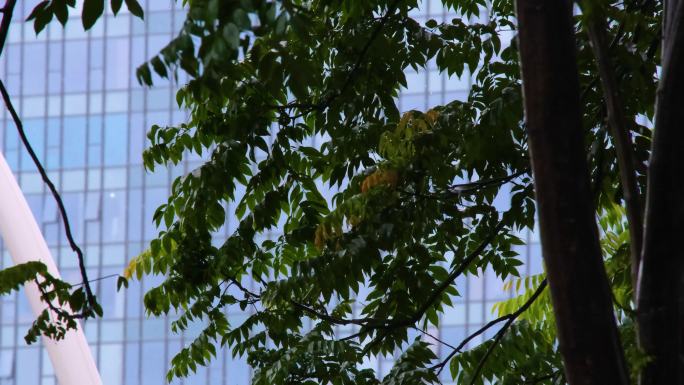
[0,1,541,384]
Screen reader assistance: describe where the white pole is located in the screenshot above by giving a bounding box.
[0,152,102,385]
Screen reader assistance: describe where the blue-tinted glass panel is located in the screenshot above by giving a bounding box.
[62,117,87,168]
[129,114,145,164]
[125,342,141,385]
[105,38,131,89]
[16,348,40,384]
[6,45,20,75]
[186,367,208,385]
[25,195,43,222]
[64,41,88,93]
[141,342,165,385]
[88,144,103,167]
[125,278,142,318]
[90,40,104,69]
[99,344,123,385]
[20,119,44,171]
[4,149,18,170]
[103,191,126,242]
[0,348,13,377]
[46,117,60,147]
[104,114,128,165]
[144,188,167,240]
[61,192,84,243]
[22,43,47,95]
[108,14,131,37]
[148,12,173,35]
[89,115,103,145]
[127,188,143,241]
[48,42,63,72]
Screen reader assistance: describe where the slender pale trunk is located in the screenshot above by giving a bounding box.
[0,153,102,385]
[637,1,684,383]
[515,1,629,383]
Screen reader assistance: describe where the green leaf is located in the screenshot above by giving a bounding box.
[164,206,175,228]
[151,56,168,78]
[136,63,153,86]
[82,0,104,30]
[222,23,240,51]
[28,1,53,34]
[0,261,47,295]
[125,0,144,19]
[110,0,123,15]
[53,0,69,25]
[69,288,86,311]
[117,276,129,291]
[26,1,49,21]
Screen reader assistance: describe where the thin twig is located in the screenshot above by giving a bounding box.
[0,0,16,57]
[228,276,261,299]
[34,278,87,319]
[523,369,562,384]
[0,80,97,313]
[71,273,119,288]
[431,314,511,373]
[431,279,548,377]
[354,221,506,355]
[466,279,547,384]
[448,168,529,194]
[291,300,379,326]
[394,220,506,328]
[407,169,530,201]
[412,326,456,350]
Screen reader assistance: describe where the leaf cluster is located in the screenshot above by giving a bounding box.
[122,0,662,383]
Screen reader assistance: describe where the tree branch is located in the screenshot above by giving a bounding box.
[351,221,506,355]
[431,279,546,374]
[0,0,16,57]
[523,369,562,384]
[465,279,547,385]
[583,5,643,291]
[294,220,505,350]
[397,220,506,328]
[431,279,548,378]
[448,169,529,194]
[403,169,529,202]
[290,300,379,326]
[0,80,97,314]
[412,326,456,350]
[34,278,88,320]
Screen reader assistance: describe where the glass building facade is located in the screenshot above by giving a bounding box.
[0,1,542,384]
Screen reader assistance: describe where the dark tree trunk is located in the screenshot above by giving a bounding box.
[637,2,684,384]
[515,1,629,384]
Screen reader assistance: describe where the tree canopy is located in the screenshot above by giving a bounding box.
[1,0,678,384]
[126,0,659,383]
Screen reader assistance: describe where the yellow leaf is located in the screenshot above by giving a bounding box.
[424,109,439,125]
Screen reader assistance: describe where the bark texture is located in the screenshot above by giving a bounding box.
[637,1,684,383]
[515,1,629,384]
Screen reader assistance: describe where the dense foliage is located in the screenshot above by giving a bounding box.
[0,0,666,383]
[124,0,658,383]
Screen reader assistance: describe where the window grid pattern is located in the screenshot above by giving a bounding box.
[0,1,542,384]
